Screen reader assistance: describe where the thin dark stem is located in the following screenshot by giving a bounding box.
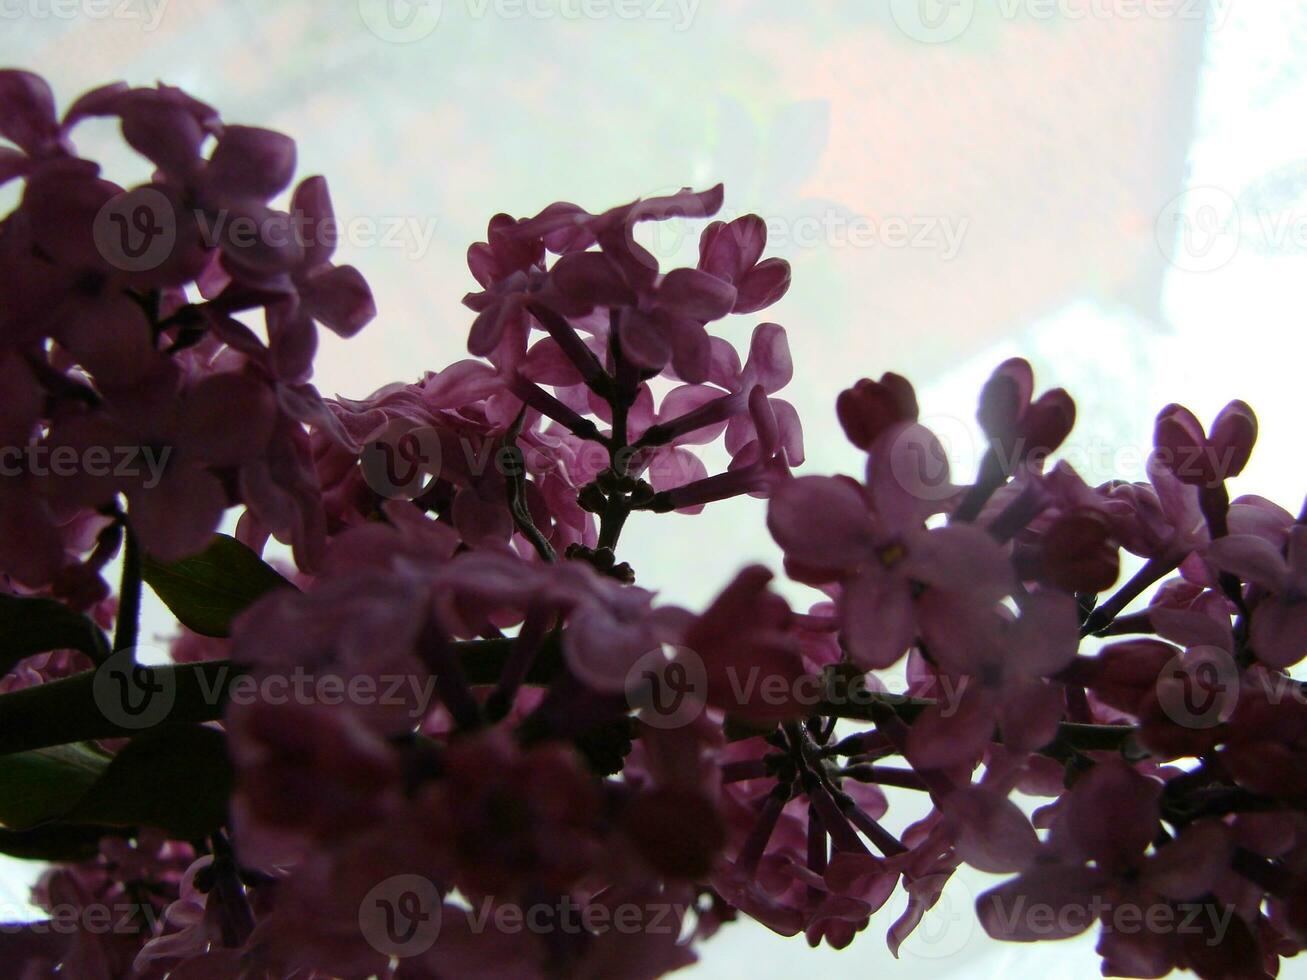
[952,450,1008,524]
[508,374,607,446]
[595,318,638,555]
[842,764,931,791]
[1080,555,1178,636]
[415,619,482,732]
[114,525,142,657]
[504,408,556,563]
[737,785,790,877]
[841,798,907,857]
[525,300,611,398]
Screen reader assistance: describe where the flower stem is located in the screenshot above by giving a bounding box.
[113,525,142,658]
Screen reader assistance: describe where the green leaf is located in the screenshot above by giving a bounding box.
[141,533,295,637]
[0,662,236,757]
[0,743,110,829]
[65,725,233,839]
[0,634,550,759]
[0,824,122,862]
[0,594,111,673]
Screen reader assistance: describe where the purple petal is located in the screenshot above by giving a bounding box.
[1208,399,1257,479]
[741,322,793,393]
[1142,822,1231,901]
[1250,597,1307,668]
[976,865,1102,942]
[290,175,337,267]
[977,358,1034,443]
[177,373,277,466]
[1007,591,1080,677]
[120,100,204,176]
[734,257,792,314]
[618,310,672,372]
[657,267,737,321]
[129,466,228,563]
[841,569,917,670]
[1064,759,1160,869]
[905,689,994,770]
[204,125,297,202]
[550,250,634,308]
[300,264,376,337]
[0,70,58,153]
[766,475,875,569]
[1206,534,1289,591]
[867,422,954,528]
[904,524,1014,600]
[944,787,1040,873]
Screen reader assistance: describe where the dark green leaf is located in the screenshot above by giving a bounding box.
[66,725,233,839]
[0,743,110,829]
[0,594,110,672]
[0,824,122,862]
[0,662,236,757]
[141,534,294,637]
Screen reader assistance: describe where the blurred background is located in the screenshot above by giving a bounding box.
[3,1,1307,975]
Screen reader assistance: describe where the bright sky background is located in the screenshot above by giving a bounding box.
[3,1,1307,976]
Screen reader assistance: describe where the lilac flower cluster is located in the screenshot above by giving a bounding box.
[2,72,1306,980]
